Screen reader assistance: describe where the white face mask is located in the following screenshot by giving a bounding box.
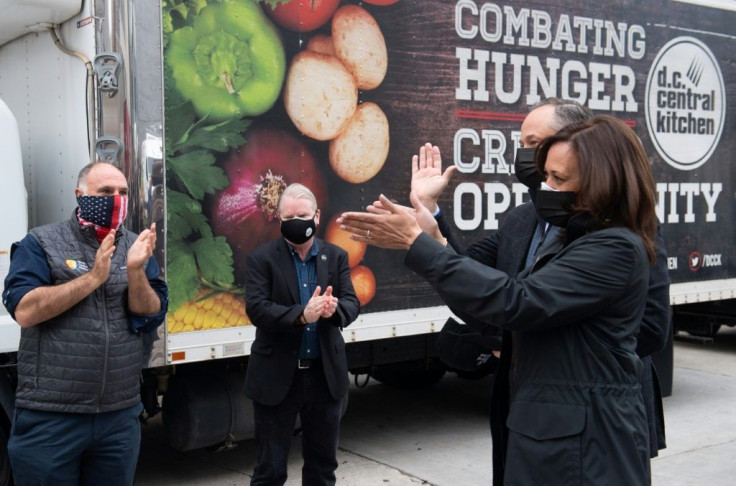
[540,181,559,192]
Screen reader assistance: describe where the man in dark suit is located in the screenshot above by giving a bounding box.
[244,183,360,486]
[411,99,670,484]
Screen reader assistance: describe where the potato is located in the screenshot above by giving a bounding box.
[324,215,366,268]
[332,5,388,90]
[284,50,357,141]
[350,265,376,306]
[329,102,389,184]
[306,34,336,57]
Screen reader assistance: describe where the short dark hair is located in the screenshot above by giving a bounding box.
[535,115,658,263]
[531,98,594,132]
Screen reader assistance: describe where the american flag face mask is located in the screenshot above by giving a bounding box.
[76,194,128,242]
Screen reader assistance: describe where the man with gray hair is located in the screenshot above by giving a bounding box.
[244,183,359,486]
[411,98,669,485]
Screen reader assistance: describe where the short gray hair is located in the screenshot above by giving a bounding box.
[531,97,594,132]
[278,183,318,213]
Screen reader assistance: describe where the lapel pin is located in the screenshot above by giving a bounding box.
[321,254,327,261]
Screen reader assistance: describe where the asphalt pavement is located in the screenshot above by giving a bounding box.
[134,326,736,485]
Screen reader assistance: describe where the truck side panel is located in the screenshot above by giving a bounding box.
[162,0,736,365]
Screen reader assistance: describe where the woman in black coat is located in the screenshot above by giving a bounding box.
[339,115,659,485]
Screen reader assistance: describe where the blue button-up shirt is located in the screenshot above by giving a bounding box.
[2,233,168,333]
[287,240,321,359]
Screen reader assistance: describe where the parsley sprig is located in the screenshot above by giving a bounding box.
[164,1,252,311]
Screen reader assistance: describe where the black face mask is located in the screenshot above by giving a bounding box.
[514,148,543,189]
[533,188,577,227]
[280,215,317,245]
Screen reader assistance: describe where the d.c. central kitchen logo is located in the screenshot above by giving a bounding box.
[645,37,726,171]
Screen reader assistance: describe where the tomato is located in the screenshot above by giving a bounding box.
[262,0,341,32]
[324,214,366,268]
[363,0,400,5]
[350,265,376,306]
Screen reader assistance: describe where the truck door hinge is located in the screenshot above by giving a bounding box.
[94,52,122,97]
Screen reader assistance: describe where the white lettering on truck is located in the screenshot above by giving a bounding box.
[454,1,644,111]
[450,2,724,231]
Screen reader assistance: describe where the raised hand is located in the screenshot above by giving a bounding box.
[411,143,457,213]
[409,191,444,242]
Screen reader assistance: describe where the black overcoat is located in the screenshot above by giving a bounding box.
[411,222,652,486]
[440,202,670,478]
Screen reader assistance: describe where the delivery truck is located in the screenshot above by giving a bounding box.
[1,0,735,478]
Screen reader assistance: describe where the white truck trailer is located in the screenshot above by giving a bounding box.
[1,0,735,479]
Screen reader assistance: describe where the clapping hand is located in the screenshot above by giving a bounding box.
[338,195,423,250]
[321,286,338,319]
[369,192,442,240]
[127,223,156,270]
[302,286,339,323]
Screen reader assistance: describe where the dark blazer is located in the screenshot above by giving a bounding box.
[436,203,538,346]
[440,203,550,484]
[244,237,359,406]
[438,202,537,272]
[638,226,671,456]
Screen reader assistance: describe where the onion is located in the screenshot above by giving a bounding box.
[208,125,327,278]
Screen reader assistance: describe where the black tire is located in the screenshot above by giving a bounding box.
[687,324,721,338]
[0,421,12,486]
[370,361,446,389]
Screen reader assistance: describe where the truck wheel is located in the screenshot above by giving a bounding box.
[687,324,721,338]
[370,360,446,389]
[0,422,12,486]
[162,366,255,451]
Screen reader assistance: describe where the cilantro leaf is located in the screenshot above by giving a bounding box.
[166,239,200,312]
[193,235,234,287]
[167,189,213,240]
[168,150,229,200]
[176,117,250,153]
[165,99,196,152]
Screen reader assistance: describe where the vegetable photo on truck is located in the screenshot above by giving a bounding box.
[0,1,735,479]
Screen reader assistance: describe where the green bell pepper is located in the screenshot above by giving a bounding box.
[166,0,286,120]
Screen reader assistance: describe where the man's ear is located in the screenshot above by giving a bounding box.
[74,188,84,197]
[314,208,321,226]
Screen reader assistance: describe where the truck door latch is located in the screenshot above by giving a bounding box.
[94,52,122,97]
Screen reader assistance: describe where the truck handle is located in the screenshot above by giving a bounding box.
[95,136,123,165]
